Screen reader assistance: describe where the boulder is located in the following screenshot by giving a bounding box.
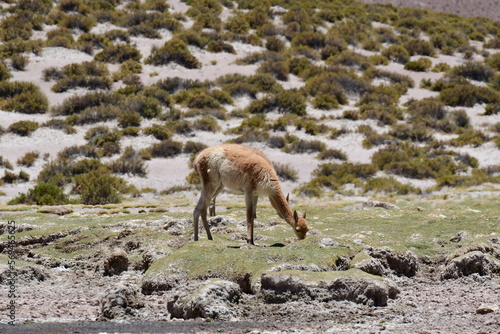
[99,284,144,320]
[103,248,129,276]
[260,269,399,307]
[167,279,241,320]
[441,251,500,280]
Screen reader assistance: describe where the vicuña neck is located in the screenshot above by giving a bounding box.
[269,184,295,227]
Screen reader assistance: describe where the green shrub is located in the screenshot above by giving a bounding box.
[8,183,69,206]
[11,54,29,71]
[8,120,39,136]
[381,45,410,64]
[17,151,39,167]
[404,57,432,72]
[193,115,220,132]
[125,95,162,118]
[317,149,348,161]
[403,39,435,56]
[265,37,286,52]
[59,13,96,32]
[257,60,289,81]
[439,84,499,107]
[94,44,142,63]
[485,53,500,71]
[145,38,201,69]
[0,62,11,81]
[118,110,142,128]
[0,81,48,114]
[143,124,172,140]
[363,177,420,195]
[449,130,488,147]
[74,167,126,205]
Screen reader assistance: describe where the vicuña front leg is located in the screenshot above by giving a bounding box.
[245,192,256,244]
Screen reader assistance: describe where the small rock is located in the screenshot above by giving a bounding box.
[319,238,338,248]
[450,231,467,243]
[476,304,499,314]
[103,248,129,276]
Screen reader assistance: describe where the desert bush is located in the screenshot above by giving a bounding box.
[68,105,119,125]
[327,50,372,70]
[185,91,220,109]
[183,141,207,154]
[155,76,207,94]
[0,62,11,81]
[305,73,348,108]
[8,183,69,206]
[94,44,142,64]
[364,68,414,90]
[17,151,39,167]
[310,162,377,191]
[390,123,432,142]
[118,109,142,128]
[145,38,201,69]
[449,61,494,82]
[230,129,270,144]
[436,169,500,189]
[363,177,420,195]
[317,149,348,161]
[273,162,298,182]
[59,13,96,32]
[177,30,209,48]
[43,67,64,81]
[74,167,126,205]
[0,156,13,170]
[125,95,162,118]
[52,91,122,116]
[85,126,122,156]
[0,81,48,114]
[11,54,28,71]
[430,31,468,53]
[439,84,499,107]
[381,45,410,64]
[448,130,488,147]
[8,120,39,136]
[206,40,235,54]
[404,57,432,72]
[257,60,289,81]
[224,14,250,34]
[403,39,435,56]
[45,28,75,48]
[108,147,147,177]
[143,124,172,140]
[283,139,326,154]
[58,145,99,159]
[104,29,131,43]
[265,37,285,52]
[193,115,220,132]
[149,139,183,158]
[485,53,500,71]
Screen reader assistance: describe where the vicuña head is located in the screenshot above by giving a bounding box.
[193,144,310,245]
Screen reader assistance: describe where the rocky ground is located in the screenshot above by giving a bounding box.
[0,201,499,333]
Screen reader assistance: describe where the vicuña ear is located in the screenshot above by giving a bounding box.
[293,210,299,222]
[303,211,307,219]
[286,193,289,203]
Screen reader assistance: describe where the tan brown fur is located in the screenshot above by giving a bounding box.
[193,144,309,244]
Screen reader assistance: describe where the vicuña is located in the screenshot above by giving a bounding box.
[193,144,309,244]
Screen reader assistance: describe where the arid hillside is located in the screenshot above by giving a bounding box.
[360,0,500,21]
